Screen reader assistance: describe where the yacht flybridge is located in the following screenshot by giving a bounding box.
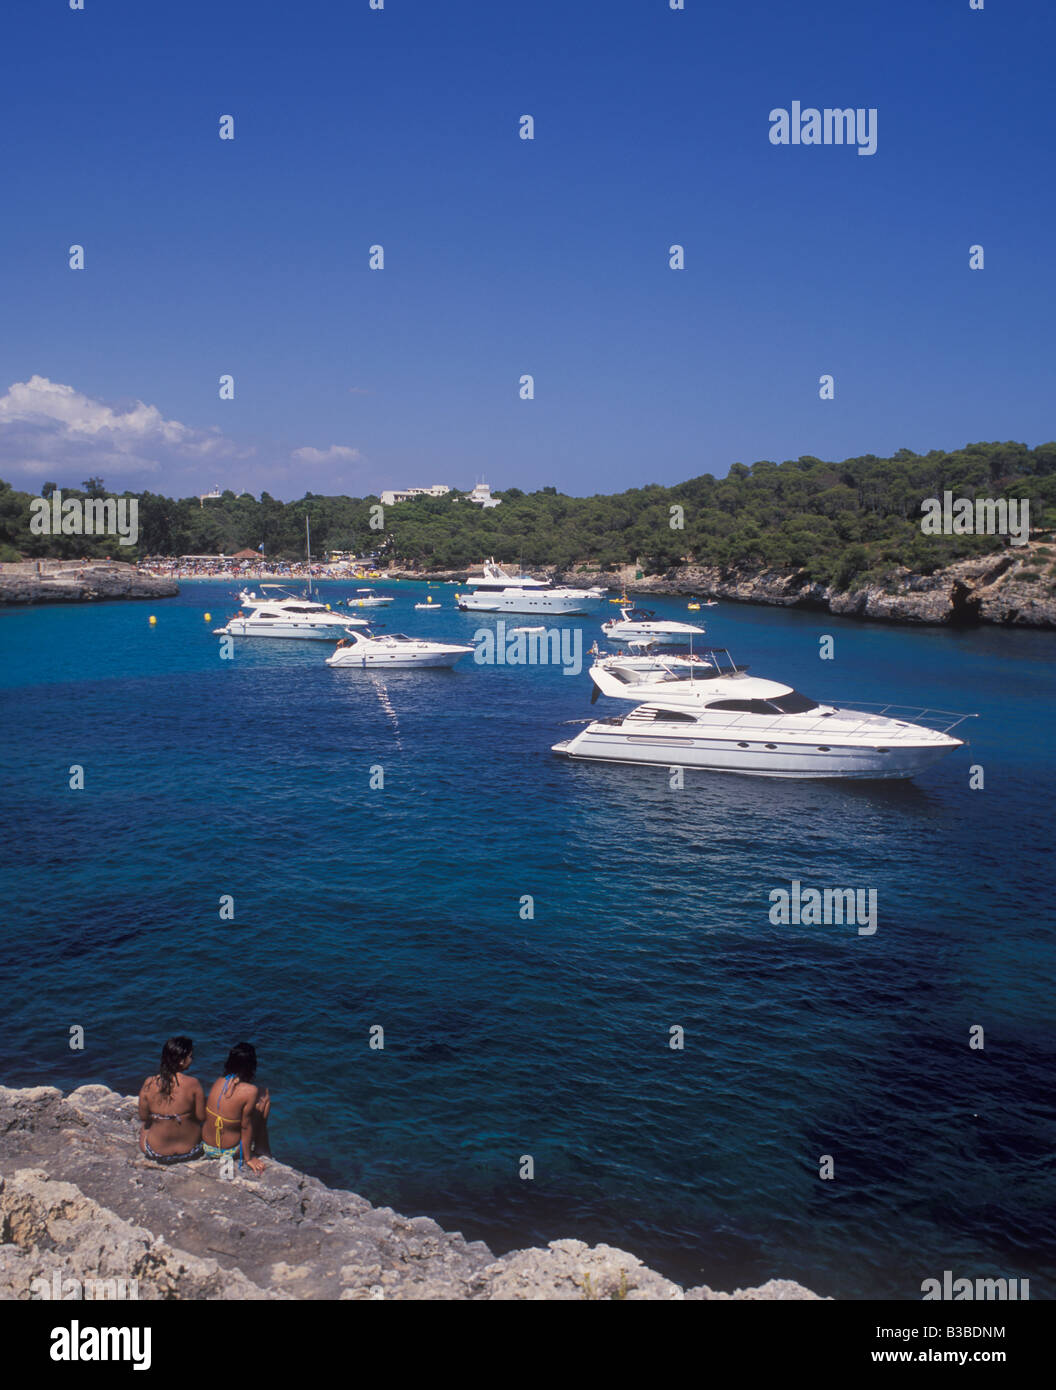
[213,587,370,641]
[601,606,708,644]
[554,647,975,779]
[456,559,604,615]
[586,639,719,686]
[326,628,474,669]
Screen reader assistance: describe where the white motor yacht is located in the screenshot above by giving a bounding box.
[553,647,974,779]
[213,587,370,641]
[326,628,474,669]
[456,559,604,615]
[601,606,707,644]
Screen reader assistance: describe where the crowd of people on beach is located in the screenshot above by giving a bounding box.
[137,1037,270,1174]
[137,557,381,581]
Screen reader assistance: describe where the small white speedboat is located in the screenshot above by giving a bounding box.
[345,588,395,608]
[601,606,707,644]
[415,601,442,610]
[326,629,473,669]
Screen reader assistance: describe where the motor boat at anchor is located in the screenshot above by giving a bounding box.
[342,588,395,609]
[213,587,372,641]
[601,606,708,644]
[553,646,975,779]
[325,628,474,669]
[455,559,605,615]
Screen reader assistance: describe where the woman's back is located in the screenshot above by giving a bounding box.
[202,1043,268,1173]
[204,1075,257,1149]
[138,1071,203,1155]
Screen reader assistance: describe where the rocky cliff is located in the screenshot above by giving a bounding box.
[0,561,178,605]
[388,546,1055,628]
[0,1084,821,1301]
[559,543,1056,628]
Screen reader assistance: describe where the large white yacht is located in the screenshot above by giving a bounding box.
[325,629,474,669]
[553,647,974,779]
[601,606,708,644]
[456,560,604,615]
[213,587,370,641]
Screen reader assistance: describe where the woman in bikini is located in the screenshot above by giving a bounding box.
[137,1036,205,1164]
[202,1041,270,1174]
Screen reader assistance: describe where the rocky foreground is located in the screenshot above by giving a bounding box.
[0,1084,821,1301]
[0,560,177,605]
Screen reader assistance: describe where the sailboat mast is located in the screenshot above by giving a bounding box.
[306,515,312,597]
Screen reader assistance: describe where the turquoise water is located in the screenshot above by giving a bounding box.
[1,580,1053,1298]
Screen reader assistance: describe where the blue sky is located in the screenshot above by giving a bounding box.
[1,0,1052,500]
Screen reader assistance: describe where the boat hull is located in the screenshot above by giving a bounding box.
[326,651,468,668]
[458,592,602,615]
[551,730,962,779]
[602,625,705,643]
[217,620,354,640]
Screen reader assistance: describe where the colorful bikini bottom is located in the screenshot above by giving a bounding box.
[144,1138,203,1165]
[201,1141,243,1166]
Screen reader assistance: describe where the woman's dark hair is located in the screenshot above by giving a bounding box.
[156,1036,193,1098]
[224,1042,257,1083]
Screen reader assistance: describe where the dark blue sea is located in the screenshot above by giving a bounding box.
[1,580,1053,1299]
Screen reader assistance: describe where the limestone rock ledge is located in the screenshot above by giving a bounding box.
[0,561,178,605]
[0,1084,822,1301]
[558,545,1056,628]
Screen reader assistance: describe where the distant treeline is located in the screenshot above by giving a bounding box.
[2,441,1054,588]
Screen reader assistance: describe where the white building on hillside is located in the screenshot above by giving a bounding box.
[467,481,501,507]
[379,484,451,506]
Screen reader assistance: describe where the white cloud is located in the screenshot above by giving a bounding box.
[291,444,364,465]
[0,377,375,498]
[0,375,246,489]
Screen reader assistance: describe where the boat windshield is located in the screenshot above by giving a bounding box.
[707,692,819,714]
[767,691,819,713]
